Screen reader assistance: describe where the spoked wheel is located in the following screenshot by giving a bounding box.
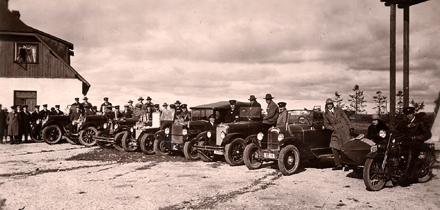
[42,125,62,144]
[278,145,300,175]
[31,126,43,143]
[363,158,387,191]
[198,141,214,162]
[183,138,200,160]
[122,131,138,152]
[154,137,170,156]
[78,127,98,147]
[114,132,126,152]
[140,134,155,155]
[244,143,262,170]
[224,138,246,166]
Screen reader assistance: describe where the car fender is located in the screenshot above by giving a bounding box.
[154,130,165,140]
[195,131,208,140]
[244,134,258,145]
[223,133,246,145]
[43,121,66,133]
[365,152,384,159]
[279,137,308,156]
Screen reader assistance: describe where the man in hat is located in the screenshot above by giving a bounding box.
[69,104,83,133]
[20,105,32,143]
[91,106,98,115]
[41,104,49,120]
[367,114,388,142]
[52,105,64,116]
[204,114,217,133]
[323,98,353,170]
[32,105,41,122]
[122,105,133,119]
[109,105,123,121]
[153,104,160,113]
[276,102,288,127]
[396,106,432,182]
[0,104,6,143]
[160,103,172,121]
[180,104,191,121]
[262,94,279,131]
[135,97,144,109]
[224,100,240,123]
[7,106,20,144]
[127,100,134,111]
[72,97,81,106]
[82,97,92,110]
[100,97,112,113]
[249,95,261,108]
[145,96,153,108]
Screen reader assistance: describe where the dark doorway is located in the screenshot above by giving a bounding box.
[14,90,37,111]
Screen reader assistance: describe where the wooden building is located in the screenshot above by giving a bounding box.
[0,0,90,111]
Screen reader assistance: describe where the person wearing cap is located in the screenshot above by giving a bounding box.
[109,105,123,120]
[323,98,353,170]
[91,106,98,115]
[174,100,182,107]
[20,105,32,143]
[249,95,261,108]
[160,103,173,121]
[224,100,240,123]
[6,106,20,144]
[276,102,288,127]
[51,105,64,116]
[100,97,112,113]
[31,105,41,122]
[0,104,6,143]
[395,106,432,181]
[41,104,49,120]
[153,104,160,113]
[145,96,153,108]
[135,97,144,109]
[82,97,92,110]
[204,114,217,133]
[367,114,388,142]
[180,104,191,121]
[72,97,81,106]
[69,104,84,133]
[262,94,279,131]
[127,100,134,111]
[122,105,133,119]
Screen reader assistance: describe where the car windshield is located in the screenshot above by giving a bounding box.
[191,109,214,121]
[239,107,261,121]
[288,110,313,125]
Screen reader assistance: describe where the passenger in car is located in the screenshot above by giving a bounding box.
[224,100,240,123]
[262,93,279,132]
[276,102,288,127]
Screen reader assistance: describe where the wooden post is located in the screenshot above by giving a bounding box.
[390,4,396,129]
[403,5,410,108]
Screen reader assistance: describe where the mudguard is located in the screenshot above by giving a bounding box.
[195,131,208,140]
[279,137,312,158]
[154,130,165,140]
[223,133,246,145]
[245,134,258,145]
[365,152,384,159]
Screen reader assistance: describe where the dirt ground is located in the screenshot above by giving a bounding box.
[0,142,439,210]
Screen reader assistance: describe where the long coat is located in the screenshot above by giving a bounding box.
[7,112,21,136]
[263,100,279,125]
[20,111,32,133]
[396,112,432,142]
[276,109,289,127]
[0,110,6,135]
[323,107,352,150]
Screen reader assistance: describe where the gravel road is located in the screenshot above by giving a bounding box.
[0,143,439,210]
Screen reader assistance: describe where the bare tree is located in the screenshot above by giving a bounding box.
[396,90,404,114]
[333,92,345,109]
[373,91,387,115]
[347,84,367,114]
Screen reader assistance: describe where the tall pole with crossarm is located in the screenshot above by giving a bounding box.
[380,0,428,129]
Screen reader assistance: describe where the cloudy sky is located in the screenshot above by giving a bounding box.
[9,0,440,113]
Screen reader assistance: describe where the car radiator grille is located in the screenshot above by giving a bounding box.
[216,126,228,146]
[171,125,183,144]
[267,130,279,150]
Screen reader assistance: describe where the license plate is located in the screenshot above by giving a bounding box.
[264,152,275,159]
[370,145,377,153]
[214,150,223,155]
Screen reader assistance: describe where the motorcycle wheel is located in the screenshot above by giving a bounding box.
[114,132,126,152]
[42,125,62,144]
[224,138,246,166]
[31,126,43,143]
[122,131,138,152]
[243,143,262,170]
[140,134,155,155]
[417,150,435,183]
[78,127,98,147]
[278,145,300,175]
[363,158,387,191]
[183,138,200,160]
[197,140,215,162]
[153,137,170,156]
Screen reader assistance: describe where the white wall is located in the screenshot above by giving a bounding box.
[0,78,83,111]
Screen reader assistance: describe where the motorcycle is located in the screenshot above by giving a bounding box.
[363,130,436,191]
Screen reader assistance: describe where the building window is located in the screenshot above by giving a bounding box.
[14,43,39,64]
[14,91,37,111]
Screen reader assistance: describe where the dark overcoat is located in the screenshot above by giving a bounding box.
[323,107,352,150]
[20,111,32,133]
[263,100,279,125]
[7,112,21,136]
[0,110,6,135]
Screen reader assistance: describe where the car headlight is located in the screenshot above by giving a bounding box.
[182,129,188,135]
[36,119,41,125]
[114,123,119,130]
[207,131,212,138]
[130,127,134,132]
[379,130,386,138]
[277,133,284,141]
[257,132,264,141]
[165,127,170,135]
[220,131,226,139]
[103,123,108,129]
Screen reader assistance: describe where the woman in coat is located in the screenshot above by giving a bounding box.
[323,98,353,170]
[7,106,21,144]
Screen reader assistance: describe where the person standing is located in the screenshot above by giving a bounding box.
[0,104,6,143]
[7,106,21,144]
[20,105,32,143]
[100,97,112,113]
[323,98,353,170]
[51,105,64,116]
[224,100,240,123]
[262,94,279,131]
[127,100,134,111]
[82,97,92,109]
[276,102,288,127]
[40,104,49,120]
[145,96,153,108]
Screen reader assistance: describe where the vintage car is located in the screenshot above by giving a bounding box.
[195,106,264,166]
[30,119,44,142]
[94,117,138,151]
[122,112,162,154]
[242,109,333,175]
[165,101,252,160]
[41,114,107,146]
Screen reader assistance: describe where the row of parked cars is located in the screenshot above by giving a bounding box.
[35,101,343,175]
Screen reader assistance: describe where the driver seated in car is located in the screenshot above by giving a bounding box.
[276,102,288,127]
[69,105,83,133]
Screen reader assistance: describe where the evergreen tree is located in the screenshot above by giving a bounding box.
[333,92,345,109]
[372,91,387,114]
[347,84,367,114]
[396,90,404,114]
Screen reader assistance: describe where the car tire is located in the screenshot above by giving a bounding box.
[154,137,170,156]
[122,131,138,152]
[114,132,126,152]
[140,134,155,155]
[183,138,200,160]
[78,127,98,147]
[95,131,108,149]
[42,125,62,145]
[278,145,300,175]
[198,141,214,162]
[224,138,246,166]
[244,143,262,170]
[31,126,43,143]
